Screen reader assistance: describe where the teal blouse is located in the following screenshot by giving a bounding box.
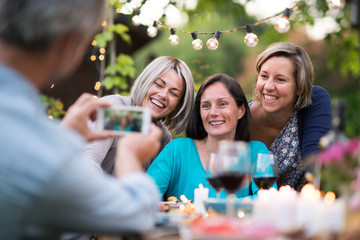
[147,138,271,201]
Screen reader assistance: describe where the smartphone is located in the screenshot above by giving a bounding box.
[96,106,151,135]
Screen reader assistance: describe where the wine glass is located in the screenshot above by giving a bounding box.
[252,153,278,190]
[216,141,251,217]
[206,153,224,199]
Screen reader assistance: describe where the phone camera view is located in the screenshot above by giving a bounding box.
[104,109,142,133]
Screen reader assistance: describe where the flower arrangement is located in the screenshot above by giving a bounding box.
[319,138,360,199]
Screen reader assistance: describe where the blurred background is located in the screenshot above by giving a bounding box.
[41,0,360,137]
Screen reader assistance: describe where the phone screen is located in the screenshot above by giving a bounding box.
[97,106,150,135]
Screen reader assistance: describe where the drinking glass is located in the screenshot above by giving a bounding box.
[252,153,278,190]
[216,141,251,217]
[206,153,223,199]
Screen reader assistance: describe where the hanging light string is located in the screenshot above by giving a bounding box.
[155,1,304,35]
[148,1,304,49]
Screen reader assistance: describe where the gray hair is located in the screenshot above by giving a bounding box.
[0,0,106,50]
[131,56,195,135]
[254,42,314,111]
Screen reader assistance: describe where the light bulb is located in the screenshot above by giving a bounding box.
[168,28,179,45]
[169,34,180,45]
[192,39,203,50]
[244,33,258,47]
[206,31,221,50]
[206,38,219,50]
[132,15,140,26]
[130,0,142,9]
[191,31,203,50]
[120,3,133,15]
[244,25,258,47]
[147,26,157,38]
[274,17,290,33]
[327,0,345,9]
[275,8,291,34]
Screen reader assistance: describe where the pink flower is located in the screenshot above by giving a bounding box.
[319,142,347,164]
[347,139,360,156]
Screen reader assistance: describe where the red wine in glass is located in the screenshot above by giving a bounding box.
[218,172,245,194]
[207,177,224,192]
[253,176,276,189]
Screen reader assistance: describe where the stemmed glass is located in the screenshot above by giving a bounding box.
[252,153,278,190]
[206,153,224,199]
[216,141,251,217]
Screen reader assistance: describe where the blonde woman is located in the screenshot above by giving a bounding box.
[249,42,332,191]
[85,56,195,172]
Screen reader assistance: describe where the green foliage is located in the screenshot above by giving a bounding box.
[330,89,360,137]
[108,24,131,44]
[92,1,135,96]
[94,31,113,49]
[41,95,66,119]
[103,54,136,94]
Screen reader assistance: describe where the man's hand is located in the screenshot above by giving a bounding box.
[61,93,116,141]
[114,124,163,177]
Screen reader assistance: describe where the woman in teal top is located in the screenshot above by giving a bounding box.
[147,73,273,201]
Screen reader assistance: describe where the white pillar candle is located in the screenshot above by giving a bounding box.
[275,186,298,233]
[194,184,209,215]
[296,184,322,236]
[320,192,345,233]
[252,189,278,224]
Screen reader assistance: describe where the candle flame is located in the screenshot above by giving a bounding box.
[199,183,204,189]
[179,205,185,211]
[300,183,319,201]
[180,194,188,203]
[324,191,336,206]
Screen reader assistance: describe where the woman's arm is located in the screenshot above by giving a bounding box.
[299,86,332,159]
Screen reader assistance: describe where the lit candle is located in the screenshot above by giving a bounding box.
[297,183,322,236]
[319,192,345,233]
[194,184,209,215]
[275,186,298,232]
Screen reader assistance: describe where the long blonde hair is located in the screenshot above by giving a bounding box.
[131,56,194,135]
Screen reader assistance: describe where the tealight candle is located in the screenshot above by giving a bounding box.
[194,184,209,215]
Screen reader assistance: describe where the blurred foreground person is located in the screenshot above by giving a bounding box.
[0,0,162,239]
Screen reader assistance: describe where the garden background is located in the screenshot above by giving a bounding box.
[42,0,360,137]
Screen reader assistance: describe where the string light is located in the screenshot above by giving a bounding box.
[122,1,305,50]
[132,15,141,26]
[206,31,221,50]
[94,81,102,91]
[90,55,96,61]
[130,0,142,9]
[99,55,105,61]
[120,2,133,15]
[274,8,291,33]
[244,24,258,47]
[147,21,158,38]
[191,31,203,50]
[326,0,345,9]
[169,28,180,45]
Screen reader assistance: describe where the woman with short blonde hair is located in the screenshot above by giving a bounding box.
[250,42,332,191]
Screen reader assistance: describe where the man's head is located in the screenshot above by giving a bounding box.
[0,0,105,51]
[0,0,106,86]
